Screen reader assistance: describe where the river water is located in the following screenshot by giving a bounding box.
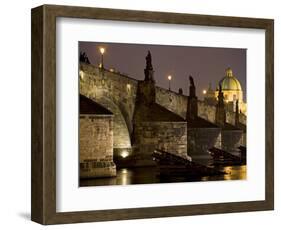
[80,164,246,187]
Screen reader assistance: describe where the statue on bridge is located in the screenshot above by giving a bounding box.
[217,84,224,106]
[145,51,153,70]
[235,100,240,126]
[79,52,90,64]
[189,75,196,97]
[215,83,226,126]
[187,75,198,120]
[144,50,155,82]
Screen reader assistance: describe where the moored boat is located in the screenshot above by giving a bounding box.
[152,149,224,177]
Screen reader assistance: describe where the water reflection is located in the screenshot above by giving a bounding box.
[120,168,130,185]
[80,164,246,187]
[201,165,247,181]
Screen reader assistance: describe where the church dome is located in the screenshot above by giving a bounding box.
[218,68,242,91]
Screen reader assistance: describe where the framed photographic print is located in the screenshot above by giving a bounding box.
[31,4,274,225]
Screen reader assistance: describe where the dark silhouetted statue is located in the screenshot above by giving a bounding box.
[145,51,153,70]
[235,100,239,126]
[79,52,90,64]
[215,83,226,126]
[217,84,224,106]
[144,50,155,82]
[189,75,196,97]
[187,75,198,120]
[178,88,183,95]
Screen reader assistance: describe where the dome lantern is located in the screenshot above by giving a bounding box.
[218,67,242,91]
[226,67,233,77]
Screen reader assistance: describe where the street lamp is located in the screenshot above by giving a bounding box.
[99,47,105,69]
[203,89,207,95]
[168,75,172,91]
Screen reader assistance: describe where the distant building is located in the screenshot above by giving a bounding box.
[204,67,247,114]
[203,83,217,105]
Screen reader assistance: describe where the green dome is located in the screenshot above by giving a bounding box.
[218,68,242,91]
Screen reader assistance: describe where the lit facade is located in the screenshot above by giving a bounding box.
[205,68,247,114]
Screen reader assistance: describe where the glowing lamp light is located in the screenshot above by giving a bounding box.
[99,47,105,54]
[100,47,105,54]
[120,150,129,158]
[203,89,207,94]
[121,168,128,174]
[167,75,172,91]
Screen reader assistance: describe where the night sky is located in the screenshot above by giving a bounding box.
[79,42,246,100]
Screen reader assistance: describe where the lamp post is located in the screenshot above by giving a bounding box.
[168,75,172,91]
[99,47,105,69]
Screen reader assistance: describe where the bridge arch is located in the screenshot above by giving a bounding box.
[95,96,131,149]
[80,64,138,141]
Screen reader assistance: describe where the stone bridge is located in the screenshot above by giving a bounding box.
[79,63,246,154]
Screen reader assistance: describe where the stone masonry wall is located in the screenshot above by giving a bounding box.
[187,128,221,160]
[156,86,246,126]
[79,64,246,159]
[155,86,187,118]
[80,64,138,150]
[221,130,243,154]
[133,122,188,165]
[79,115,116,178]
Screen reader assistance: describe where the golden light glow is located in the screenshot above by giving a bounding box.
[98,63,102,68]
[203,89,207,94]
[109,68,114,72]
[121,168,129,185]
[79,70,84,80]
[121,168,128,174]
[223,165,247,180]
[168,75,172,81]
[99,47,105,54]
[126,84,131,92]
[120,150,129,158]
